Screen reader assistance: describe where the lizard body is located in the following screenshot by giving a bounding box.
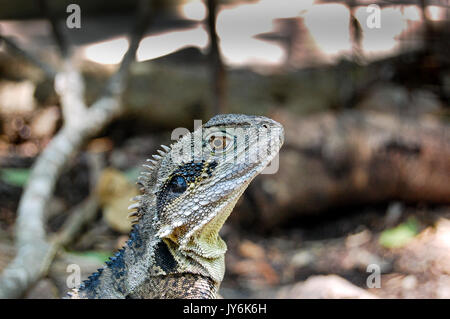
[68,114,284,298]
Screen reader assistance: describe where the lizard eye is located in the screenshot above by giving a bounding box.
[206,132,233,154]
[168,176,187,193]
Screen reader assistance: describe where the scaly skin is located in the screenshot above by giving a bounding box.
[67,114,284,298]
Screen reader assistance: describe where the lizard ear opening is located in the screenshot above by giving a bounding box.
[156,223,189,245]
[157,224,175,238]
[166,225,188,243]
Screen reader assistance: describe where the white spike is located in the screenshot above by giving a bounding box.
[142,164,153,170]
[140,172,151,177]
[152,154,162,160]
[147,159,158,165]
[137,176,146,183]
[157,150,166,156]
[130,195,143,202]
[128,202,140,210]
[161,145,170,152]
[127,211,140,218]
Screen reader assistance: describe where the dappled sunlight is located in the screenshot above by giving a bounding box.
[435,219,450,250]
[82,25,209,64]
[79,0,442,67]
[215,0,288,66]
[83,37,129,65]
[426,5,447,21]
[136,25,209,62]
[179,0,207,21]
[303,3,352,60]
[215,0,314,66]
[354,5,421,58]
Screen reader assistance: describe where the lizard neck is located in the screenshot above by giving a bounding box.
[73,203,221,298]
[74,221,158,298]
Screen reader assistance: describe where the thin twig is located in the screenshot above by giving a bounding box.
[38,0,69,58]
[206,0,226,115]
[106,0,153,97]
[53,196,99,248]
[0,34,57,78]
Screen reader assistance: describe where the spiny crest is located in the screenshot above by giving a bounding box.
[137,144,172,192]
[104,247,126,267]
[127,144,172,224]
[74,267,104,294]
[127,199,143,224]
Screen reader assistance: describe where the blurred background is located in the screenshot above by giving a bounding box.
[0,0,449,298]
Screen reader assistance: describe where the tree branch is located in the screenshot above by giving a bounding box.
[38,0,69,58]
[206,0,226,115]
[0,0,152,298]
[0,34,57,78]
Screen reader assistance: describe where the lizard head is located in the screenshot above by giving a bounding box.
[133,114,284,282]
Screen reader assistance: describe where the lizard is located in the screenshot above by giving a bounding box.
[67,114,284,298]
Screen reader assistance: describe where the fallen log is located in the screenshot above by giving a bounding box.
[2,44,445,131]
[232,110,450,229]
